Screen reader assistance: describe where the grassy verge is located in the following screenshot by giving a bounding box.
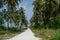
[0,27,27,40]
[0,37,3,40]
[30,28,60,40]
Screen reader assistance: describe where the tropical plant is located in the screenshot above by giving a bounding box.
[13,11,20,27]
[30,0,59,29]
[19,7,28,28]
[30,0,43,27]
[0,0,3,8]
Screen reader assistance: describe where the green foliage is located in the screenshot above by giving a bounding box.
[0,37,3,40]
[0,27,21,35]
[32,23,43,29]
[0,17,3,24]
[54,14,60,28]
[19,7,28,27]
[55,14,60,23]
[0,25,5,31]
[45,21,53,29]
[13,12,20,25]
[8,27,20,33]
[0,13,3,24]
[30,0,59,29]
[13,7,28,28]
[31,28,60,40]
[0,0,3,8]
[30,0,43,27]
[43,30,60,40]
[44,14,60,29]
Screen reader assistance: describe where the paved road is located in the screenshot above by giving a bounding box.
[9,28,40,40]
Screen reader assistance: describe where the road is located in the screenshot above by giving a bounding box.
[9,28,40,40]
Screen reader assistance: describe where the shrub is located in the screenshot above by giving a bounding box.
[43,30,60,40]
[54,14,60,29]
[32,23,43,29]
[31,28,60,40]
[0,25,6,31]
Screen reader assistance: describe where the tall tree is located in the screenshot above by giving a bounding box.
[2,9,9,28]
[13,11,20,27]
[0,12,3,25]
[19,7,28,28]
[30,0,43,27]
[30,0,59,29]
[0,0,3,8]
[43,0,59,25]
[3,0,21,27]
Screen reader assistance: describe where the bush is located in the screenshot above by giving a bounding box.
[8,27,20,33]
[54,14,60,29]
[0,31,12,35]
[31,28,60,40]
[0,25,6,31]
[0,31,6,34]
[31,23,43,29]
[43,29,60,40]
[44,21,57,29]
[43,14,60,29]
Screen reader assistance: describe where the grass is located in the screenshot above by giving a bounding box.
[30,28,60,40]
[0,27,27,40]
[0,30,19,40]
[0,37,3,40]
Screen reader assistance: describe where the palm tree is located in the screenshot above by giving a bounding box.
[2,9,9,28]
[43,0,58,25]
[0,0,3,8]
[3,0,21,27]
[58,0,60,14]
[31,0,59,29]
[30,0,43,27]
[0,12,3,25]
[13,7,28,30]
[13,11,20,27]
[19,7,28,28]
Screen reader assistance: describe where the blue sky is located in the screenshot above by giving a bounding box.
[20,0,34,23]
[0,0,34,24]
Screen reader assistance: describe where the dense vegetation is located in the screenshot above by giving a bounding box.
[0,0,28,29]
[30,0,60,40]
[31,28,60,40]
[30,0,60,29]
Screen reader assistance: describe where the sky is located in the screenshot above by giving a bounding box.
[0,0,34,24]
[20,0,34,23]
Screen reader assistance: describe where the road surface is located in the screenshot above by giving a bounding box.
[9,28,40,40]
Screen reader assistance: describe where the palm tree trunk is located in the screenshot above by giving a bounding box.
[7,20,9,29]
